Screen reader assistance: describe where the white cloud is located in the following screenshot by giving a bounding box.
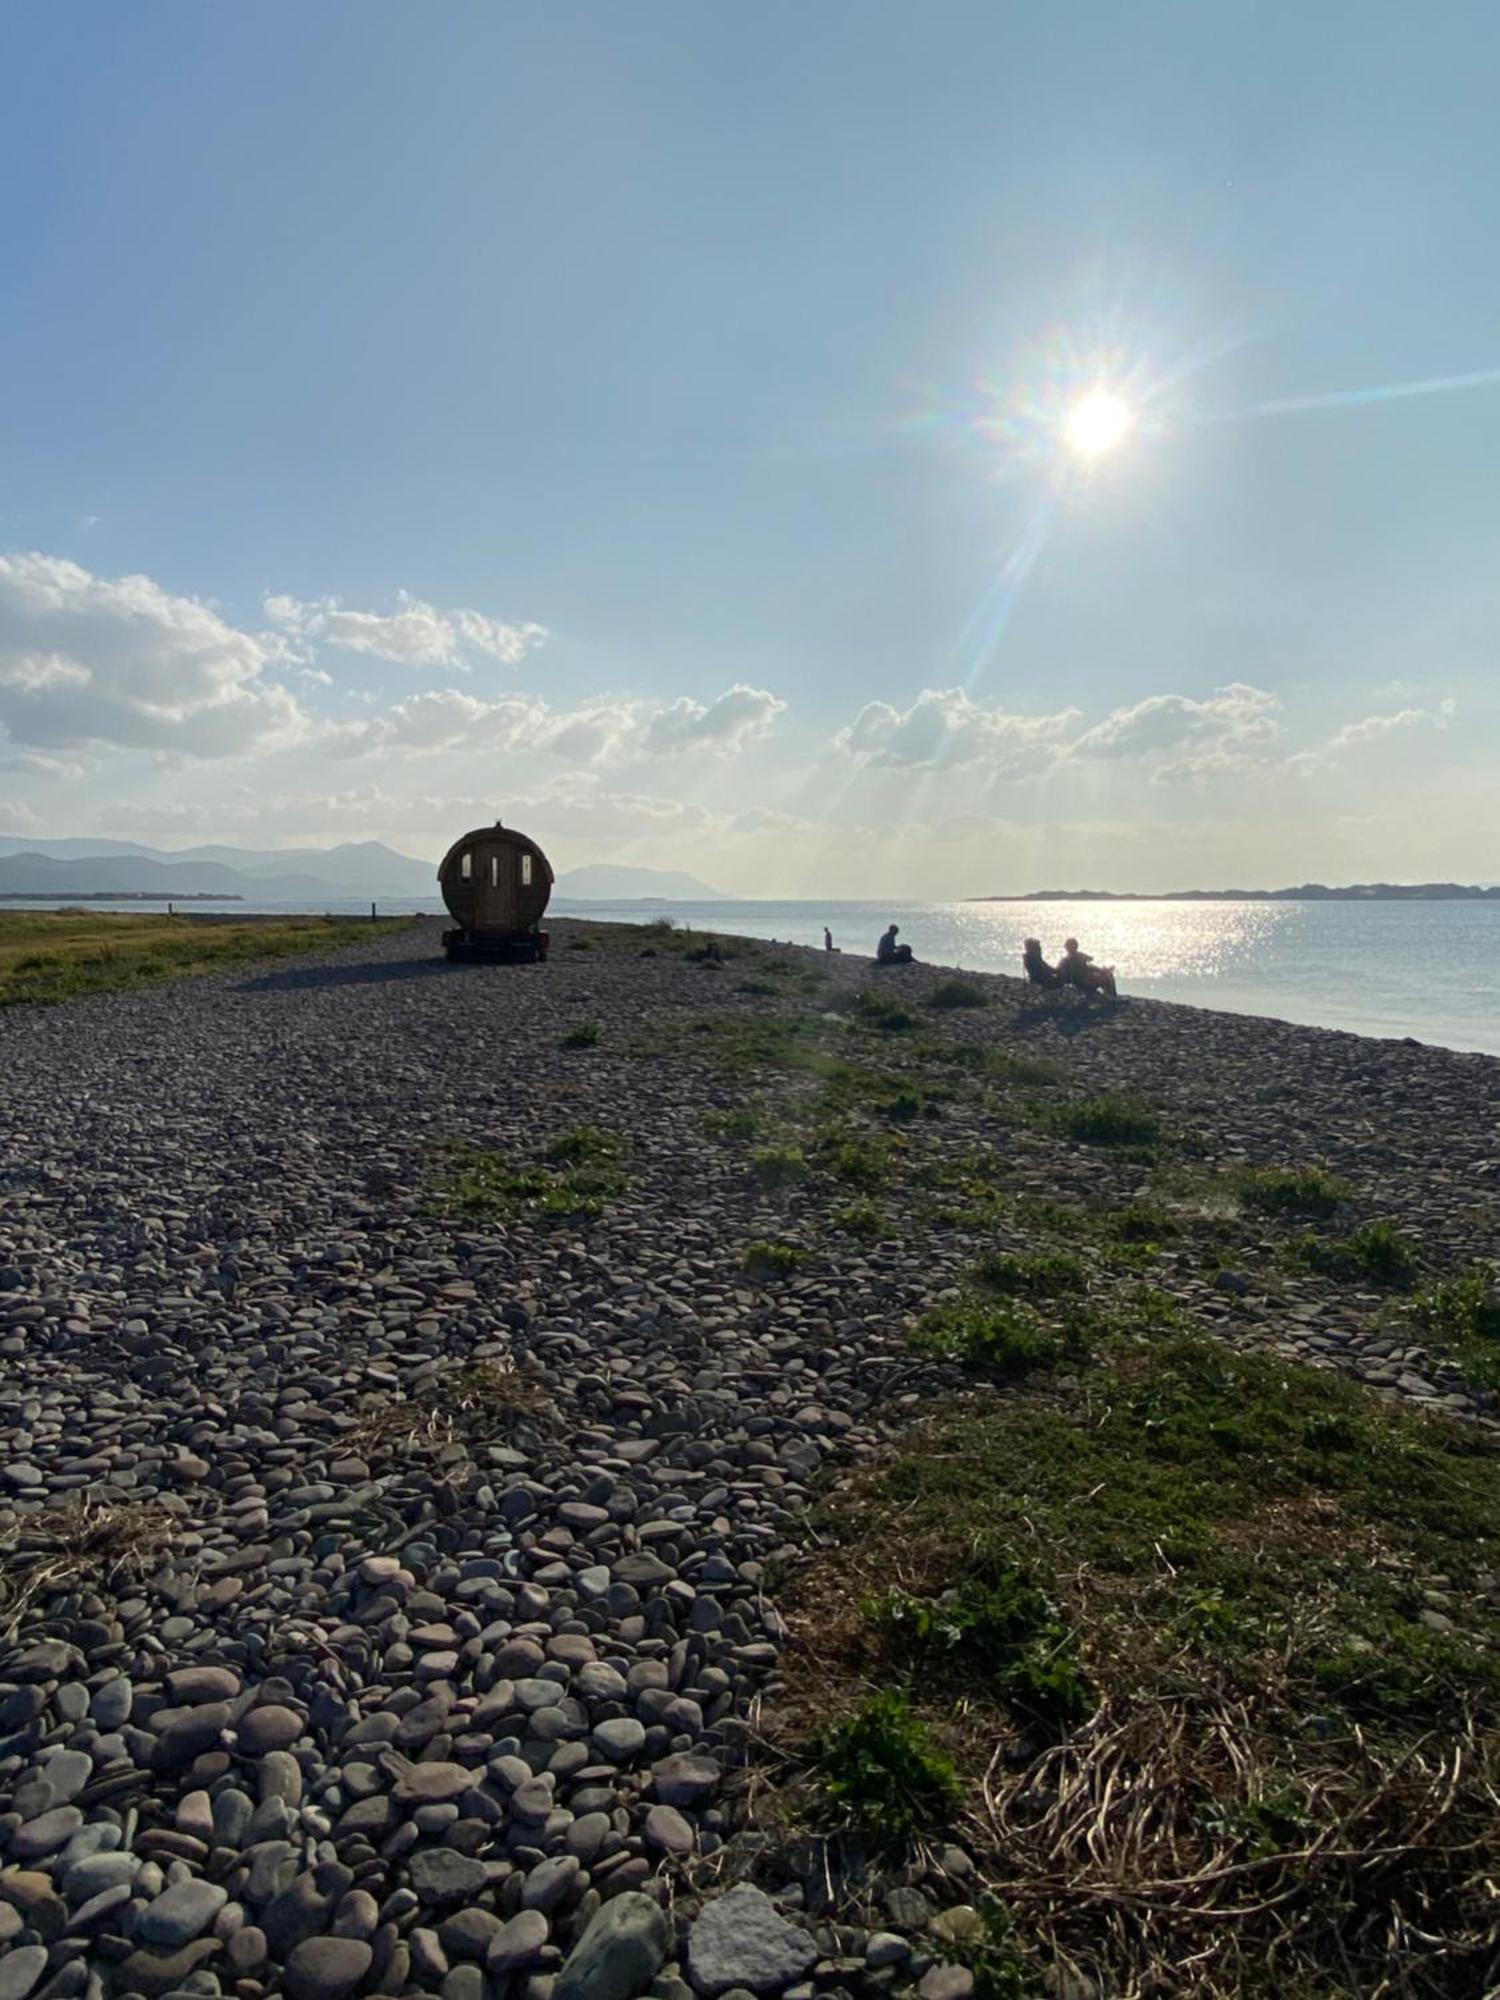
[839,687,1079,772]
[1070,684,1282,778]
[265,589,546,671]
[642,684,785,754]
[0,552,305,756]
[0,798,40,833]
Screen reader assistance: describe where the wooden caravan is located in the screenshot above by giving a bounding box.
[438,821,554,963]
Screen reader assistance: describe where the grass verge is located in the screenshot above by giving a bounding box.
[0,911,412,1005]
[783,1331,1500,1998]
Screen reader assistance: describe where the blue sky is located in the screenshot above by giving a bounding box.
[2,2,1498,892]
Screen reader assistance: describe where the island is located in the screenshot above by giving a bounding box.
[972,882,1500,902]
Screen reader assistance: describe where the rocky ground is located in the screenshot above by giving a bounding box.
[1,918,1497,2000]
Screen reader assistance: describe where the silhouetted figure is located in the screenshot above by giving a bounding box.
[1022,937,1059,987]
[876,923,914,965]
[1057,936,1117,1000]
[824,927,834,952]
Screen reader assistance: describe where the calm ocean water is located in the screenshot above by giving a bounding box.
[5,894,1498,1057]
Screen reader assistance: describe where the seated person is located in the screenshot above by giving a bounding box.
[1022,937,1058,986]
[1056,936,1118,1000]
[876,922,914,965]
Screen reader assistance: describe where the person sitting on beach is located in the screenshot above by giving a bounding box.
[1022,937,1058,987]
[876,923,914,966]
[1057,936,1117,1000]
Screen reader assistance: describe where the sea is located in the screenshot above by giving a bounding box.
[5,893,1497,1058]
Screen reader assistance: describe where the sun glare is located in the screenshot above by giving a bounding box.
[1064,388,1134,459]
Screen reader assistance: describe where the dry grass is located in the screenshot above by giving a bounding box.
[770,1337,1500,1998]
[0,1496,180,1632]
[345,1359,552,1462]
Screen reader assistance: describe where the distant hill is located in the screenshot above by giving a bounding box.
[0,837,437,901]
[553,863,728,900]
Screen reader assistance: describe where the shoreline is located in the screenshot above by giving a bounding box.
[1,915,1497,1996]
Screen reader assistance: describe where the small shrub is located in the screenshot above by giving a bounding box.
[1239,1163,1350,1219]
[872,1568,1051,1659]
[1106,1202,1178,1243]
[881,1090,923,1123]
[816,1689,962,1850]
[1292,1218,1420,1290]
[704,1107,759,1140]
[546,1125,622,1167]
[742,1239,808,1280]
[974,1249,1086,1298]
[998,1645,1094,1737]
[751,1145,808,1191]
[910,1299,1089,1379]
[818,1132,894,1190]
[1414,1269,1500,1385]
[855,991,917,1034]
[830,1201,889,1238]
[559,1021,599,1050]
[1051,1092,1160,1147]
[736,978,775,996]
[929,978,989,1011]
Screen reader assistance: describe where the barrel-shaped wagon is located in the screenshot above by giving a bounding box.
[438,821,554,963]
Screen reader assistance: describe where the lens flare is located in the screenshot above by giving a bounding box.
[1064,389,1134,458]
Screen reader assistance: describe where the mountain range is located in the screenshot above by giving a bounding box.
[0,839,728,903]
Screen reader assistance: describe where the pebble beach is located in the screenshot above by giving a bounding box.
[2,917,1498,2000]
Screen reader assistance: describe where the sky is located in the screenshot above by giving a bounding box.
[2,2,1499,896]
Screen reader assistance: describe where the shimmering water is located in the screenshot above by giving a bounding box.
[5,893,1497,1055]
[555,896,1500,1057]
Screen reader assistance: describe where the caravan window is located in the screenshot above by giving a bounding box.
[521,853,533,886]
[460,851,472,881]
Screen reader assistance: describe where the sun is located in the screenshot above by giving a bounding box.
[1063,388,1134,459]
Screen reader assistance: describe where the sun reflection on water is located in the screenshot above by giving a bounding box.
[950,899,1297,984]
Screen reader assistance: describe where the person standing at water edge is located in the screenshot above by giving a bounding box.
[824,926,834,952]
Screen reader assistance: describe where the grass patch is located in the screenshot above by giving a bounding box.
[348,1361,551,1461]
[751,1145,809,1191]
[815,1688,962,1850]
[1238,1163,1351,1219]
[928,977,990,1010]
[1049,1091,1160,1148]
[854,990,918,1034]
[973,1248,1087,1298]
[829,1201,890,1239]
[0,1497,180,1634]
[815,1129,897,1191]
[558,1020,600,1049]
[742,1239,810,1280]
[433,1129,625,1222]
[1415,1267,1500,1387]
[703,1106,760,1140]
[0,912,412,1006]
[909,1298,1091,1379]
[787,1330,1500,1995]
[1290,1217,1421,1290]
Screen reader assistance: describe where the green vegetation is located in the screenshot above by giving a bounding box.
[792,1329,1500,1995]
[928,977,990,1010]
[1048,1090,1161,1148]
[828,1201,889,1239]
[854,990,918,1034]
[742,1239,809,1280]
[909,1297,1090,1379]
[0,911,411,1006]
[1290,1216,1421,1289]
[973,1247,1086,1298]
[750,1144,809,1191]
[703,1106,760,1140]
[433,1127,625,1222]
[1415,1267,1500,1387]
[558,1020,600,1049]
[1237,1162,1351,1218]
[815,1689,962,1850]
[814,1128,897,1190]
